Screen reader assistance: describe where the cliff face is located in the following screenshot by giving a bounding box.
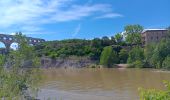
[41,57,96,68]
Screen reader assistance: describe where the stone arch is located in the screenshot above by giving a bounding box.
[0,41,5,48]
[0,41,7,54]
[10,42,19,50]
[3,37,7,41]
[29,44,34,46]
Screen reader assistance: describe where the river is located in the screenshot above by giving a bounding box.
[37,68,170,100]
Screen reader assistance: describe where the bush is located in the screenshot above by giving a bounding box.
[127,46,144,64]
[149,39,170,69]
[139,81,170,100]
[133,60,144,68]
[162,56,170,70]
[100,46,119,67]
[119,49,128,63]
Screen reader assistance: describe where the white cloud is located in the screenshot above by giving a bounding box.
[0,0,122,34]
[72,24,81,37]
[95,13,123,19]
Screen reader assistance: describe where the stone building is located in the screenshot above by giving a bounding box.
[141,29,169,45]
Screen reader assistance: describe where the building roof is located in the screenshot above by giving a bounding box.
[142,29,168,33]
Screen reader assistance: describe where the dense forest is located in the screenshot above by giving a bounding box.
[34,37,124,60]
[34,25,141,59]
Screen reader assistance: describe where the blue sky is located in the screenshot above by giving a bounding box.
[0,0,169,41]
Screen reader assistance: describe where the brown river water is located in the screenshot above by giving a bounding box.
[37,68,170,100]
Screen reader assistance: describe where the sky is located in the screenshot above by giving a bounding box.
[0,0,170,41]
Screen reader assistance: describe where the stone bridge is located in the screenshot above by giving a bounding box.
[0,33,45,53]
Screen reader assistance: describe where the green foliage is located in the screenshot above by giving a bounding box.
[0,33,41,99]
[144,43,156,67]
[139,81,170,100]
[91,38,102,48]
[149,39,170,68]
[33,24,170,70]
[128,46,144,64]
[0,54,5,66]
[143,38,170,69]
[127,33,142,44]
[125,24,143,34]
[34,37,117,61]
[162,56,170,70]
[100,46,119,67]
[127,46,144,68]
[119,49,128,63]
[115,33,123,43]
[101,36,111,46]
[124,24,143,44]
[133,60,144,68]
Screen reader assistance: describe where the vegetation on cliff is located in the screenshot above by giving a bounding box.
[34,25,170,69]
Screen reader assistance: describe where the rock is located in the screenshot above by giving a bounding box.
[41,57,96,68]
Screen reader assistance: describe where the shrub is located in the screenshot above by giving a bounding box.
[133,60,144,68]
[119,49,128,63]
[162,56,170,70]
[127,46,144,64]
[139,81,170,100]
[100,46,119,67]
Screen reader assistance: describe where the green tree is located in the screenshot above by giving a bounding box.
[91,38,102,48]
[150,39,170,68]
[110,36,116,44]
[100,46,119,67]
[162,56,170,69]
[144,43,156,67]
[119,49,128,63]
[128,46,144,68]
[124,24,143,45]
[101,36,111,46]
[114,33,123,43]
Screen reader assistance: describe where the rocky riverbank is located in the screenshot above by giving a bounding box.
[41,56,97,68]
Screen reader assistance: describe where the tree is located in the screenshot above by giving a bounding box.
[101,36,111,46]
[110,36,116,44]
[100,46,119,67]
[91,38,102,48]
[114,33,123,43]
[150,39,170,68]
[144,43,156,67]
[127,46,144,67]
[119,49,128,63]
[162,56,170,69]
[124,24,143,45]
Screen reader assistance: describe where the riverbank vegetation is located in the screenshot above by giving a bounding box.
[0,33,41,99]
[139,81,170,100]
[35,25,170,70]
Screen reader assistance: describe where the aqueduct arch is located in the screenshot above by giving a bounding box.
[0,34,45,53]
